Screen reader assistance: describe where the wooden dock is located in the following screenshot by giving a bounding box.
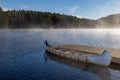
[58,45,120,64]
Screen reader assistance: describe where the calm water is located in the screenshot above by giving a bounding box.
[0,29,120,80]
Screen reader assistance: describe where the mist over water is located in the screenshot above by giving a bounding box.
[30,29,120,50]
[1,29,120,50]
[1,29,120,49]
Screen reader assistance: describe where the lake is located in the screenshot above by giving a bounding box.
[0,29,120,80]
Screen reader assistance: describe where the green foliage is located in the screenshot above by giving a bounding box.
[0,7,2,12]
[0,9,95,28]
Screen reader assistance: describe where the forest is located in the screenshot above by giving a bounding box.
[0,7,95,29]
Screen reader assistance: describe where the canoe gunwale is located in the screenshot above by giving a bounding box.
[46,46,111,67]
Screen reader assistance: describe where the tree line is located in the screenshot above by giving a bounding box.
[0,7,96,29]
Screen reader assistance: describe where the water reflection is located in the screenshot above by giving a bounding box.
[45,52,111,80]
[110,63,120,70]
[0,29,120,80]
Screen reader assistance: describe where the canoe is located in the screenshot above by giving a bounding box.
[45,41,111,67]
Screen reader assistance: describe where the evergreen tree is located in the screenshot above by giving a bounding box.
[0,9,95,28]
[0,7,3,12]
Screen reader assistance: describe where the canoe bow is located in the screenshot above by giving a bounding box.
[87,50,111,66]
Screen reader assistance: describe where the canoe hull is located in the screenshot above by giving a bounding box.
[45,41,111,67]
[46,47,111,67]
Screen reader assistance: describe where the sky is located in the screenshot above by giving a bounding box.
[0,0,120,19]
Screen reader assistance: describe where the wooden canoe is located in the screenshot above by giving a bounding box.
[45,41,111,67]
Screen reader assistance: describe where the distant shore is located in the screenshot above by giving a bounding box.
[0,9,120,28]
